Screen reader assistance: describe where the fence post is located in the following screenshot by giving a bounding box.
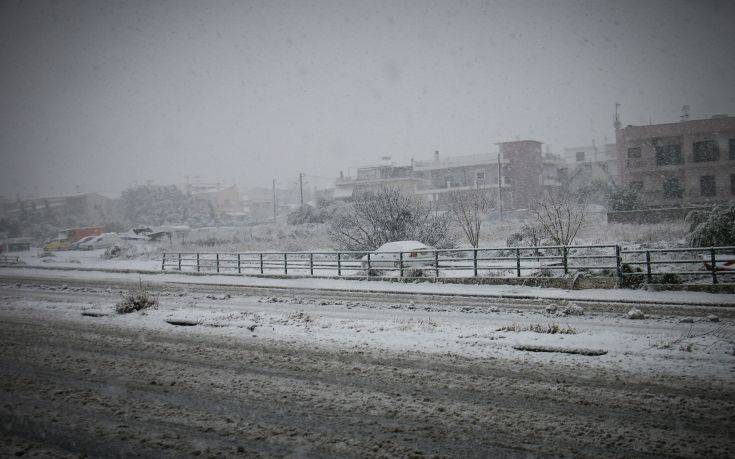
[216,253,220,273]
[515,248,521,277]
[615,245,622,283]
[259,253,263,274]
[434,250,439,277]
[473,249,478,277]
[367,253,371,274]
[710,248,718,285]
[284,253,288,275]
[309,253,314,276]
[161,252,166,270]
[178,253,182,271]
[399,252,404,278]
[645,251,652,283]
[337,252,342,276]
[562,247,568,275]
[196,253,200,272]
[237,253,241,274]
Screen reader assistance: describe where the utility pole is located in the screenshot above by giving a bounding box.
[497,152,503,218]
[299,172,304,206]
[272,179,276,223]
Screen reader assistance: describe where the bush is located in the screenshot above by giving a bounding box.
[620,263,645,288]
[115,281,158,314]
[287,204,328,225]
[659,272,682,284]
[608,188,643,211]
[403,267,434,278]
[328,187,455,252]
[686,205,735,247]
[531,189,586,246]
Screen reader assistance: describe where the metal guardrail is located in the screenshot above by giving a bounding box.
[620,246,735,285]
[161,244,735,284]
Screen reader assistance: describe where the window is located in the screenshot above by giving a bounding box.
[475,171,486,183]
[627,147,641,158]
[663,177,683,198]
[575,151,585,162]
[693,140,719,162]
[700,175,716,197]
[655,144,682,166]
[730,139,735,160]
[630,181,643,191]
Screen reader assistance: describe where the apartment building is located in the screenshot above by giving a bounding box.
[335,140,562,210]
[560,143,619,191]
[334,163,425,200]
[616,116,735,207]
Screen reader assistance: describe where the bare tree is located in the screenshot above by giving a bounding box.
[446,188,491,247]
[531,189,587,246]
[328,187,454,252]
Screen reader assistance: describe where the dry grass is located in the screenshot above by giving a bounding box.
[395,317,439,331]
[497,323,577,334]
[115,280,158,314]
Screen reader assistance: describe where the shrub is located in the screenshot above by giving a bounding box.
[608,188,643,211]
[620,263,645,288]
[328,187,454,252]
[659,272,682,284]
[686,205,735,247]
[531,189,587,246]
[403,267,434,278]
[115,281,158,314]
[287,204,328,225]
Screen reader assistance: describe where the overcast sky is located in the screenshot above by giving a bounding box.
[1,0,734,198]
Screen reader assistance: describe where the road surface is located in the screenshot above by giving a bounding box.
[1,276,734,457]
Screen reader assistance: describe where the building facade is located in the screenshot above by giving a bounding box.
[334,163,425,199]
[335,141,562,210]
[412,151,510,208]
[1,193,113,223]
[616,116,735,207]
[560,143,619,187]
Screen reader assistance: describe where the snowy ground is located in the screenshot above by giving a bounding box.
[16,248,162,271]
[2,278,734,382]
[1,277,734,456]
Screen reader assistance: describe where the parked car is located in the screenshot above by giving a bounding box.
[360,241,436,269]
[77,233,121,250]
[70,235,97,250]
[43,226,105,251]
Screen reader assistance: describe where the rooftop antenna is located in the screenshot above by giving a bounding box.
[681,105,690,121]
[614,102,621,130]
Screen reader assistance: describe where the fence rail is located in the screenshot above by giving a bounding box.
[161,244,734,284]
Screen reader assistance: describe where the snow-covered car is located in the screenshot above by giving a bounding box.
[360,241,436,269]
[77,233,121,250]
[70,235,97,250]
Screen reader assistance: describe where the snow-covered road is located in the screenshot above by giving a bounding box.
[1,278,734,456]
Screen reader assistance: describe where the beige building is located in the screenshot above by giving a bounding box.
[334,163,424,199]
[616,116,735,207]
[181,182,245,215]
[560,143,619,190]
